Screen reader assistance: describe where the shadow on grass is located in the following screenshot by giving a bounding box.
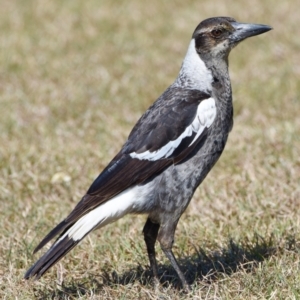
[34,233,297,298]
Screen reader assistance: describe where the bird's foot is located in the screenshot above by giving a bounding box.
[182,283,191,293]
[152,276,160,289]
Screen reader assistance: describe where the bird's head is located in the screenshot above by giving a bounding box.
[192,17,272,60]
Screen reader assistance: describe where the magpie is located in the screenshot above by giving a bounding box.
[24,17,272,290]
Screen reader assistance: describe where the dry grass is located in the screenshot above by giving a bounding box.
[1,0,300,299]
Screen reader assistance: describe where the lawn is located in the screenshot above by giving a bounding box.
[1,0,300,299]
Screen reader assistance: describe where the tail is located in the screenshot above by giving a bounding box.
[24,186,140,279]
[24,235,80,279]
[24,211,108,280]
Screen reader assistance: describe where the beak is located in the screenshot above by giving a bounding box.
[230,22,272,43]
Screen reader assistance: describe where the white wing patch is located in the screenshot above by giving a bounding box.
[130,97,216,161]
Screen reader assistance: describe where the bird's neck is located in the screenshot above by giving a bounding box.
[204,56,233,120]
[174,39,233,118]
[206,57,232,105]
[173,39,213,92]
[173,39,232,111]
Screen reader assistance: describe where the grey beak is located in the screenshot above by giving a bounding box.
[230,22,272,43]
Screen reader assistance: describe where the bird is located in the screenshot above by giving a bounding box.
[24,16,272,290]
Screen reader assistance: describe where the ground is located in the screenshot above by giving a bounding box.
[0,0,300,299]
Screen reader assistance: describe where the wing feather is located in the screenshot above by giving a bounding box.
[33,87,215,252]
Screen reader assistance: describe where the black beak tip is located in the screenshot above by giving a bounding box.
[261,25,273,33]
[231,22,273,43]
[252,24,273,37]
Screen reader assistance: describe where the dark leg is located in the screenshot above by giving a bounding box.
[143,218,160,283]
[157,221,190,291]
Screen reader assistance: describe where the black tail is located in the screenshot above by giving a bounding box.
[24,235,79,279]
[32,220,72,254]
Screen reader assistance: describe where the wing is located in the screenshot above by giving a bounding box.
[33,87,216,253]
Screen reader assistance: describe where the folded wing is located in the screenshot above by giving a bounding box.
[30,87,216,258]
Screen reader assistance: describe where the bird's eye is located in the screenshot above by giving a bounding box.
[211,29,223,38]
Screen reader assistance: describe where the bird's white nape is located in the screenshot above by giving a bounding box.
[174,39,213,92]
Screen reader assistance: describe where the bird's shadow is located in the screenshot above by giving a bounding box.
[33,233,298,298]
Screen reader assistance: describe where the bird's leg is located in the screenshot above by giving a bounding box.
[143,218,160,284]
[157,221,190,292]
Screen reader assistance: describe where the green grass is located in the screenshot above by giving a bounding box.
[1,0,300,299]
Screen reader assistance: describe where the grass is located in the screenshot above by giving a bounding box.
[1,0,300,299]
